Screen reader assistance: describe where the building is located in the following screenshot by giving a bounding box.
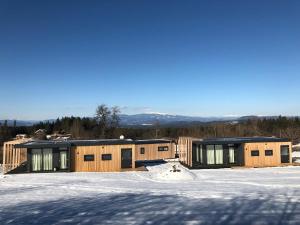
[11,139,175,173]
[178,136,292,169]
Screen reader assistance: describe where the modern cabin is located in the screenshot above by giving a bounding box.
[12,139,175,173]
[178,136,292,169]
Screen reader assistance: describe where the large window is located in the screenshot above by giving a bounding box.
[206,145,215,165]
[43,148,53,171]
[31,148,54,171]
[206,145,224,165]
[32,149,42,171]
[195,145,203,163]
[158,146,168,151]
[215,145,223,164]
[60,151,68,169]
[229,146,236,163]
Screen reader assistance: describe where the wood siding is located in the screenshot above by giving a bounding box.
[244,142,292,167]
[178,137,196,167]
[3,138,30,174]
[178,136,292,168]
[71,144,136,172]
[135,142,175,161]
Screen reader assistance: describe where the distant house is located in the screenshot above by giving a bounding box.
[178,136,292,168]
[10,138,175,173]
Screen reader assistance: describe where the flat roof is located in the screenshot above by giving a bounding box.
[193,137,289,145]
[14,138,173,148]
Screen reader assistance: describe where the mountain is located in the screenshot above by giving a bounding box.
[1,114,290,127]
[119,113,239,126]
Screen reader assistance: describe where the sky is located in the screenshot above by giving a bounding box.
[0,0,300,120]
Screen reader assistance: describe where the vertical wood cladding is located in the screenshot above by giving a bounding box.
[178,136,292,168]
[244,142,292,167]
[72,144,136,172]
[135,142,175,161]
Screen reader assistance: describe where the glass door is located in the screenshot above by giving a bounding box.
[280,145,290,163]
[43,148,53,171]
[60,151,68,170]
[121,148,132,168]
[32,149,42,171]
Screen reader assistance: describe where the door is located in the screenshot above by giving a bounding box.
[60,151,68,170]
[121,148,132,168]
[280,145,290,163]
[32,149,42,171]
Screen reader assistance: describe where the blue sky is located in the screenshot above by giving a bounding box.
[0,0,300,120]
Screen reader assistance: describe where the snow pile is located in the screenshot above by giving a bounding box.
[145,162,195,181]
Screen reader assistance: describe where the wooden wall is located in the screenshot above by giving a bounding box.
[244,141,292,167]
[2,138,30,174]
[71,144,136,172]
[135,142,175,161]
[178,137,196,167]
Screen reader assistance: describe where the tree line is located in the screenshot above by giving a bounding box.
[1,105,300,143]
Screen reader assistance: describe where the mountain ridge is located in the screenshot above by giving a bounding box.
[0,114,286,127]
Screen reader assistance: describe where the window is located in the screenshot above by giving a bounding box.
[158,146,168,151]
[229,147,236,163]
[206,145,224,165]
[60,151,68,169]
[84,154,94,161]
[43,148,53,171]
[206,145,215,165]
[193,145,203,163]
[265,150,273,156]
[215,145,223,164]
[251,150,259,156]
[32,149,42,171]
[140,147,145,154]
[101,154,112,160]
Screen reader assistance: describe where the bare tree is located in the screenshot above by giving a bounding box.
[111,106,121,128]
[95,104,111,138]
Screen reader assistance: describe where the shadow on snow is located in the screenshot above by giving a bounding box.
[1,192,300,225]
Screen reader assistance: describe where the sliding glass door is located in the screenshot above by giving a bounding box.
[32,149,42,171]
[206,145,224,165]
[229,146,236,164]
[60,151,68,169]
[31,148,54,172]
[43,149,53,171]
[207,145,215,164]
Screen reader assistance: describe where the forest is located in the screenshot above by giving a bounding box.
[1,105,300,144]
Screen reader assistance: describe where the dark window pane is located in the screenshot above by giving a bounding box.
[140,147,145,154]
[158,146,168,151]
[84,154,94,161]
[265,150,273,156]
[251,150,259,156]
[102,154,112,160]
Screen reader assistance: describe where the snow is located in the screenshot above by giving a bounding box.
[1,164,300,224]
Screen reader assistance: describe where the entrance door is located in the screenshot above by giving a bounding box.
[121,148,132,168]
[280,145,290,163]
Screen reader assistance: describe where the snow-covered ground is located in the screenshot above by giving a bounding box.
[1,163,300,225]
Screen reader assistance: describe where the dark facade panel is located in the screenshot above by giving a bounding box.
[191,143,244,169]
